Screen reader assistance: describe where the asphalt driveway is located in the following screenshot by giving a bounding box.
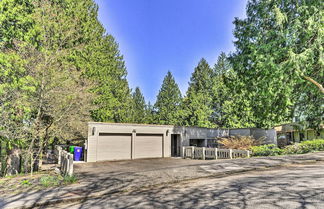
[56,163,324,209]
[2,153,324,209]
[74,157,230,175]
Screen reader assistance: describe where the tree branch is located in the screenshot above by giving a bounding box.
[303,75,324,94]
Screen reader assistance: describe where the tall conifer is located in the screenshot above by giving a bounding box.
[154,71,182,125]
[181,58,215,128]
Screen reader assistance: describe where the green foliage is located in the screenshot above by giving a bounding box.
[181,59,215,128]
[230,0,324,128]
[132,87,147,124]
[144,102,155,124]
[39,175,60,187]
[283,139,324,154]
[154,71,182,125]
[21,179,31,186]
[86,35,133,123]
[251,144,283,156]
[252,139,324,156]
[62,175,78,185]
[0,0,133,175]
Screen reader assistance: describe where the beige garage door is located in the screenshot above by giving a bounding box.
[97,133,132,161]
[134,134,163,159]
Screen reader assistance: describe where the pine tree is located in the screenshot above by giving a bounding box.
[154,71,182,125]
[181,58,215,128]
[132,87,146,124]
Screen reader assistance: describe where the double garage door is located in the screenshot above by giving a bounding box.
[97,133,163,161]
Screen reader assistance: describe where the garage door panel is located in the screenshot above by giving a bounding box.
[135,134,163,159]
[97,133,131,161]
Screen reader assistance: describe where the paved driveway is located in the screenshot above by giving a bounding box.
[2,153,324,209]
[74,157,230,175]
[56,163,324,209]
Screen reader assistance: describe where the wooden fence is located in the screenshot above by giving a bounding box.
[182,146,250,160]
[54,145,73,176]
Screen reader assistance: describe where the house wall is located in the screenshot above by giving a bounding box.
[229,128,277,145]
[293,131,300,142]
[87,122,173,162]
[229,129,251,137]
[251,129,277,145]
[86,123,277,162]
[307,130,316,140]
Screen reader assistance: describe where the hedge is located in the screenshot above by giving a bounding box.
[251,139,324,157]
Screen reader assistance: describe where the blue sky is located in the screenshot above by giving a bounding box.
[94,0,248,103]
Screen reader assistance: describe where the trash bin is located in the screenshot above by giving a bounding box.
[69,146,75,154]
[74,147,83,161]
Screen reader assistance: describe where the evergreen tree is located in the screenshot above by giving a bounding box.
[154,71,182,125]
[181,58,215,128]
[85,35,133,123]
[210,52,232,127]
[231,0,323,128]
[144,102,154,124]
[132,87,146,124]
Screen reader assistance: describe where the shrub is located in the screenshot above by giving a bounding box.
[282,144,305,155]
[251,144,283,156]
[218,135,262,150]
[283,139,324,154]
[251,139,324,157]
[40,175,60,187]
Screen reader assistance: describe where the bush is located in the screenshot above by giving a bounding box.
[218,135,262,150]
[251,139,324,157]
[251,144,283,156]
[283,139,324,154]
[282,144,305,154]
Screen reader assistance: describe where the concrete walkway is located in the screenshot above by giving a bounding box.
[1,152,324,209]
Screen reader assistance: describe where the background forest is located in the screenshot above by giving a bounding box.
[0,0,323,175]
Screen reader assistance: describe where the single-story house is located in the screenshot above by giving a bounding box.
[84,122,277,162]
[275,123,324,143]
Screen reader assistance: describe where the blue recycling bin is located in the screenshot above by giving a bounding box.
[74,147,82,161]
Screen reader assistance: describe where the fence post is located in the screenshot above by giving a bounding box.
[191,146,195,159]
[57,146,62,165]
[215,148,218,160]
[202,147,205,160]
[246,150,250,158]
[67,154,74,176]
[182,147,185,158]
[229,149,233,159]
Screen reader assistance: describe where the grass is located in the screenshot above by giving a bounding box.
[21,179,32,186]
[63,175,78,184]
[39,175,61,187]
